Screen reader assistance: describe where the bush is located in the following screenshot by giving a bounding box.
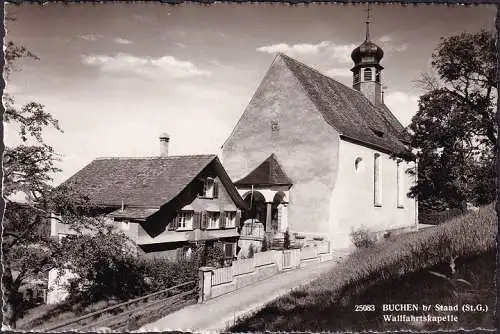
[59,232,199,308]
[350,225,377,248]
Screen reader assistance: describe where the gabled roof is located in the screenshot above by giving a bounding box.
[235,153,292,187]
[277,53,410,154]
[61,155,246,213]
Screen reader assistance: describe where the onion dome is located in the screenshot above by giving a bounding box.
[351,40,384,64]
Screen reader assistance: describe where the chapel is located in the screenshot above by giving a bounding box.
[221,12,418,248]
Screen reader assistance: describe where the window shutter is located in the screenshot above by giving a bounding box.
[168,214,178,231]
[213,181,219,198]
[193,212,201,230]
[220,211,226,229]
[235,211,241,228]
[201,211,208,230]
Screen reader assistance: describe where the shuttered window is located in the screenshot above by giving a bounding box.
[177,211,194,230]
[225,211,236,228]
[207,212,220,229]
[364,68,373,81]
[202,178,218,198]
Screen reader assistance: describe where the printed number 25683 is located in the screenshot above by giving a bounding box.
[355,305,375,312]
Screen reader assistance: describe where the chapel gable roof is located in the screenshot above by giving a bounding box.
[61,154,246,213]
[276,53,410,154]
[235,153,292,187]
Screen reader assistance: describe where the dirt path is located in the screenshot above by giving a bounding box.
[139,252,348,332]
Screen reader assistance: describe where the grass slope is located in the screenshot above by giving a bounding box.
[230,204,497,332]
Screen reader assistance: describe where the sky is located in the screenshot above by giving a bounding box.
[4,2,496,186]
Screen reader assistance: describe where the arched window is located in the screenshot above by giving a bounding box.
[364,68,373,81]
[374,153,382,206]
[355,157,363,171]
[397,160,404,208]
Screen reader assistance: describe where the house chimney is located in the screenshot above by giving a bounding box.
[159,132,170,157]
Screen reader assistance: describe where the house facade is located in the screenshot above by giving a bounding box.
[221,27,417,249]
[52,136,247,261]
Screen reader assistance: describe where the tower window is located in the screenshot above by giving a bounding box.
[363,68,373,81]
[376,71,381,83]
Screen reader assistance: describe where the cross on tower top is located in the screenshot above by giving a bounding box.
[365,4,372,41]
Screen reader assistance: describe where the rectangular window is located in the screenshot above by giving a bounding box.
[397,160,405,208]
[374,153,382,207]
[225,211,236,228]
[201,178,218,198]
[364,68,373,81]
[177,211,193,230]
[207,211,220,229]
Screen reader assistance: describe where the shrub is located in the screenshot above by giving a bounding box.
[350,225,377,248]
[59,232,199,308]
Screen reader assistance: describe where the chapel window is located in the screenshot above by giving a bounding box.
[397,160,404,208]
[355,157,363,171]
[374,153,382,207]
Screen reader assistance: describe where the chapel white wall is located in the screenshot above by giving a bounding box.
[328,139,418,248]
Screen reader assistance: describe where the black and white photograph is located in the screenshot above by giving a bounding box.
[1,1,497,332]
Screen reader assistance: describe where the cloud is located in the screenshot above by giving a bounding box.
[325,67,352,78]
[257,41,330,56]
[79,34,100,41]
[81,53,210,79]
[115,37,133,45]
[384,91,419,126]
[385,43,409,52]
[377,35,408,53]
[379,35,392,43]
[256,41,357,65]
[329,43,357,64]
[176,42,187,48]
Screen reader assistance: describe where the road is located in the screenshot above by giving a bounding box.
[139,251,349,332]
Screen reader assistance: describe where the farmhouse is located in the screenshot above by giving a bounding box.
[221,22,418,248]
[52,134,247,261]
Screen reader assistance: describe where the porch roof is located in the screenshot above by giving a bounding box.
[235,153,292,187]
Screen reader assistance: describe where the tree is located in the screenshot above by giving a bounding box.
[1,40,107,328]
[408,30,497,212]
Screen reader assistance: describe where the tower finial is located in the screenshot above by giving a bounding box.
[365,4,372,41]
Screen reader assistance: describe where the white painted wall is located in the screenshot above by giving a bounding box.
[328,139,418,248]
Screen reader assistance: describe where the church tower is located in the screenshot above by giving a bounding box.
[350,6,384,105]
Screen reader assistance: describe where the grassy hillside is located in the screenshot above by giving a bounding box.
[230,204,497,332]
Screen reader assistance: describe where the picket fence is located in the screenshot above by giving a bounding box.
[210,242,330,288]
